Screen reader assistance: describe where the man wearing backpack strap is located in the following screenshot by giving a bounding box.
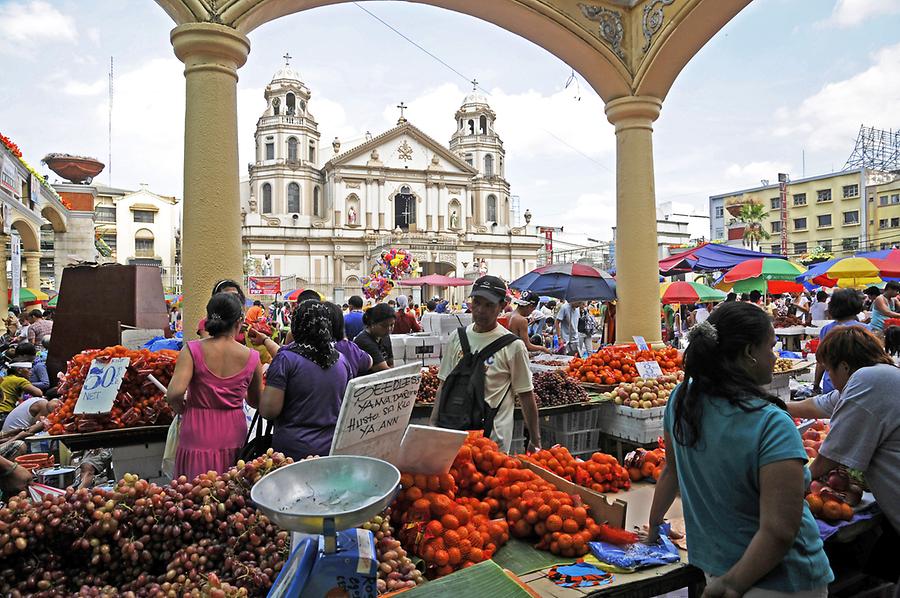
[429,276,541,454]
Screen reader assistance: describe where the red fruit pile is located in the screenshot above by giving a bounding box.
[522,447,631,493]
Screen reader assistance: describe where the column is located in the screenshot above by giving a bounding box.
[171,23,250,337]
[0,235,8,318]
[605,96,663,344]
[24,251,41,290]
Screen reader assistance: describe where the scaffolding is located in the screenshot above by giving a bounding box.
[844,125,900,171]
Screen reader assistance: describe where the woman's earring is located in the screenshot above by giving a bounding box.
[750,357,758,365]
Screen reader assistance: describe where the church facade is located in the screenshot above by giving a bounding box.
[240,59,543,301]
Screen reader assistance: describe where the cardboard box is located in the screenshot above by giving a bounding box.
[519,459,627,529]
[404,335,441,360]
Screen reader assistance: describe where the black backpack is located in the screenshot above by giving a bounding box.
[436,327,519,436]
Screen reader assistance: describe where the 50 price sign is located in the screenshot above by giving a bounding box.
[74,357,130,414]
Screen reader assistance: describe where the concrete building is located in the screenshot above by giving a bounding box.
[708,169,899,258]
[613,202,709,264]
[240,60,542,300]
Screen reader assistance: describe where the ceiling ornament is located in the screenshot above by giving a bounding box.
[397,140,414,161]
[578,4,625,61]
[642,0,676,53]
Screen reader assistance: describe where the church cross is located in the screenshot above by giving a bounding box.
[401,201,412,226]
[283,52,292,65]
[397,101,408,120]
[471,78,478,90]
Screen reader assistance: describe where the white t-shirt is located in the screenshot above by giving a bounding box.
[1,396,43,433]
[438,323,533,453]
[694,307,710,324]
[811,301,829,321]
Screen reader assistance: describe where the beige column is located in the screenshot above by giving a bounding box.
[0,235,8,320]
[171,23,250,337]
[24,251,41,290]
[605,96,663,344]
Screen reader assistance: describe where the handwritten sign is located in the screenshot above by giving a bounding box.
[632,336,649,351]
[74,358,130,414]
[635,360,664,379]
[330,363,421,465]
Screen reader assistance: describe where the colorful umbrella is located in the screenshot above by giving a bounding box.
[283,289,304,301]
[730,279,805,294]
[659,281,726,305]
[510,263,616,302]
[47,295,58,307]
[397,274,472,287]
[724,258,806,283]
[8,288,49,303]
[874,248,900,277]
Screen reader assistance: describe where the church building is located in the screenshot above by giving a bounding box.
[240,57,543,301]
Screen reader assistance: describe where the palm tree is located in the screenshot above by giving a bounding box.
[736,202,771,252]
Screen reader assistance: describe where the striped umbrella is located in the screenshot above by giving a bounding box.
[283,289,304,301]
[724,258,806,283]
[659,281,726,305]
[8,288,49,304]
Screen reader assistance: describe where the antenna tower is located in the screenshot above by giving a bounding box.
[843,125,900,171]
[108,56,114,186]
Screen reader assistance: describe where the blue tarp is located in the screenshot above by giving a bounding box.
[659,243,784,275]
[143,332,183,352]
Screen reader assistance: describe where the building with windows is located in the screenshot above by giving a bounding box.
[240,59,542,300]
[709,169,899,257]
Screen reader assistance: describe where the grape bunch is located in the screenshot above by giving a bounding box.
[528,371,589,407]
[0,450,294,597]
[416,366,440,404]
[360,511,425,594]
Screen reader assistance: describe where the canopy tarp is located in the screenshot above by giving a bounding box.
[396,274,472,287]
[659,243,785,275]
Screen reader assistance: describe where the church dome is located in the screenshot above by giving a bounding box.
[462,90,489,106]
[272,64,301,82]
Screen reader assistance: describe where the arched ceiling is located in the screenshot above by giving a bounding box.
[155,0,750,103]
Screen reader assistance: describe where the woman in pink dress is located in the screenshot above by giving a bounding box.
[166,292,263,481]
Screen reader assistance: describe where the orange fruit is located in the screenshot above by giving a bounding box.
[434,549,450,566]
[562,518,579,534]
[822,500,843,521]
[443,529,460,547]
[840,502,854,521]
[557,533,573,550]
[441,514,460,530]
[805,494,823,516]
[546,514,563,532]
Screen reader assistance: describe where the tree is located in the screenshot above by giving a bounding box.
[735,202,771,252]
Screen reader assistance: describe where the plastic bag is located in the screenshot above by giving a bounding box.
[161,415,181,478]
[589,527,680,570]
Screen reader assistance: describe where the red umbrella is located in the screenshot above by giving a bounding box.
[397,274,472,287]
[873,248,900,278]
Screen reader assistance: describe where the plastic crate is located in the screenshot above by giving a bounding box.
[513,418,525,439]
[540,408,601,433]
[543,428,601,454]
[596,404,664,444]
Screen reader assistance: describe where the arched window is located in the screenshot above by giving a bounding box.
[484,154,494,176]
[262,183,272,214]
[479,115,487,134]
[287,137,298,162]
[487,194,497,223]
[313,186,321,217]
[467,120,475,135]
[287,182,300,213]
[308,141,316,163]
[286,93,296,115]
[272,97,280,115]
[135,228,155,257]
[395,186,415,230]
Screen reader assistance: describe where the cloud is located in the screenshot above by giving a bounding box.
[376,83,614,161]
[0,1,76,52]
[820,0,900,27]
[548,191,618,241]
[772,42,900,151]
[63,78,106,97]
[724,161,793,182]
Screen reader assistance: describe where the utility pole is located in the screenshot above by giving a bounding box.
[537,226,563,265]
[778,173,789,255]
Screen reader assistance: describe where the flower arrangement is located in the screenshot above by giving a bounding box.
[0,130,66,206]
[0,132,22,158]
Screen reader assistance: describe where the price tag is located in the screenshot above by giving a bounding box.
[74,358,130,414]
[414,345,435,355]
[632,336,649,351]
[635,360,663,379]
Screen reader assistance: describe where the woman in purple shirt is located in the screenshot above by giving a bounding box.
[259,301,355,459]
[324,302,373,376]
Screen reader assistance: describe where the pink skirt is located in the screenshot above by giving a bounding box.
[174,405,246,482]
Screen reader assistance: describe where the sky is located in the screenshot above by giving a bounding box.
[1,0,899,247]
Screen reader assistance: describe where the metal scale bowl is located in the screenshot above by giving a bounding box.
[251,456,401,598]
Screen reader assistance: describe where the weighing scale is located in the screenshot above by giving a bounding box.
[251,455,401,598]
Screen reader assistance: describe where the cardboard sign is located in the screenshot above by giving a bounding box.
[635,360,664,379]
[330,363,421,465]
[74,357,130,414]
[414,345,435,356]
[395,425,468,475]
[121,328,165,350]
[632,336,649,351]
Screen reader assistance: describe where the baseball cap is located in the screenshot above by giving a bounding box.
[471,276,508,304]
[513,290,540,306]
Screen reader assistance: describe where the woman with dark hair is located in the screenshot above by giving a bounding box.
[869,281,900,336]
[811,289,866,396]
[353,303,396,376]
[259,301,355,459]
[167,293,263,480]
[647,302,832,597]
[197,279,247,340]
[809,327,899,583]
[323,302,372,376]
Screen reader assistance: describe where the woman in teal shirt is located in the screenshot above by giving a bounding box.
[648,302,832,597]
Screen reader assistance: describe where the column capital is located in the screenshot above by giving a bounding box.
[604,95,662,132]
[171,22,250,78]
[23,250,42,259]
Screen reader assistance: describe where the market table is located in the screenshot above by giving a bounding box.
[24,424,170,481]
[518,483,705,597]
[774,326,806,351]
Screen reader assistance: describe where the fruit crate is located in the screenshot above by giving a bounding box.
[596,404,664,444]
[540,408,601,433]
[542,428,601,454]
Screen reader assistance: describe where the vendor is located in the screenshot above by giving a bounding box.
[508,291,551,354]
[353,304,396,375]
[259,300,354,460]
[14,342,51,392]
[430,276,541,454]
[809,327,899,564]
[812,289,866,395]
[1,397,60,441]
[869,281,900,337]
[0,362,43,425]
[0,455,33,499]
[648,302,832,596]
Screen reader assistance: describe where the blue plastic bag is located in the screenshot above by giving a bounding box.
[588,526,680,570]
[778,350,803,359]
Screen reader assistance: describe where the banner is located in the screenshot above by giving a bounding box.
[0,154,17,195]
[30,173,40,207]
[247,276,281,295]
[11,234,21,306]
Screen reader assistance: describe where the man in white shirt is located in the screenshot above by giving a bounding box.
[554,301,583,355]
